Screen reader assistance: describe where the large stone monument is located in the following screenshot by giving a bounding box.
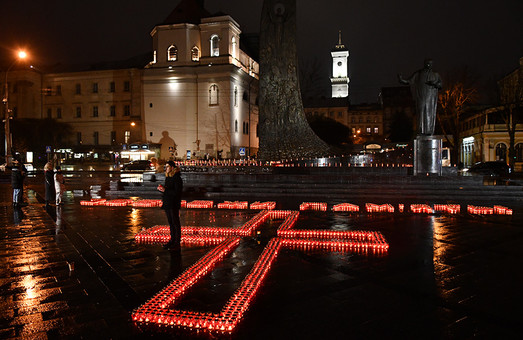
[258,0,330,161]
[399,59,443,175]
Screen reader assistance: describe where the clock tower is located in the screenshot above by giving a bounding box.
[330,30,350,98]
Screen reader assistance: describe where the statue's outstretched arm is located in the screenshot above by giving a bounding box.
[398,73,409,85]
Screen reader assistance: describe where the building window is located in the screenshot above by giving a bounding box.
[57,108,62,119]
[329,112,334,118]
[111,131,116,145]
[47,108,52,119]
[231,36,237,58]
[167,45,177,61]
[243,122,249,135]
[56,85,61,95]
[366,127,371,134]
[93,83,98,93]
[209,84,219,105]
[110,105,116,117]
[210,35,219,57]
[191,46,200,61]
[374,127,379,134]
[94,131,99,145]
[235,120,238,133]
[243,91,248,101]
[124,130,130,144]
[76,107,82,118]
[124,81,130,92]
[93,106,98,117]
[495,143,507,161]
[110,81,115,92]
[44,86,52,96]
[124,105,130,116]
[234,86,238,107]
[77,132,82,145]
[516,144,523,162]
[75,83,81,95]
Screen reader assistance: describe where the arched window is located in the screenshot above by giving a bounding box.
[168,45,177,61]
[515,143,523,162]
[210,35,219,57]
[495,143,507,161]
[209,84,219,105]
[234,86,238,107]
[235,120,238,133]
[191,46,200,61]
[231,36,237,58]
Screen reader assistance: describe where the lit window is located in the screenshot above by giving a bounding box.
[125,131,130,144]
[210,35,219,57]
[153,50,157,63]
[191,46,200,61]
[209,84,219,105]
[167,45,177,61]
[374,127,379,134]
[366,127,371,133]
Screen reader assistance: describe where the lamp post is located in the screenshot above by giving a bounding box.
[3,50,27,165]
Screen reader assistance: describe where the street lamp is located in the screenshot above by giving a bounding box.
[3,50,27,165]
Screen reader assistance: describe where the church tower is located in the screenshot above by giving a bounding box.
[330,30,349,98]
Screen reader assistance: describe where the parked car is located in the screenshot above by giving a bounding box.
[464,161,510,177]
[121,160,154,171]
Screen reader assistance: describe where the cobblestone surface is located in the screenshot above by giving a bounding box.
[1,181,523,339]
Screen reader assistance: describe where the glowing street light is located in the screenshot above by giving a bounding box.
[3,50,28,165]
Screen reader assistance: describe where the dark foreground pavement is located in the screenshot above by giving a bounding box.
[1,181,523,339]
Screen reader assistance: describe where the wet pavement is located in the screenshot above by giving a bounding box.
[1,181,523,339]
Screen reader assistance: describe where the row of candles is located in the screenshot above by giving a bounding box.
[366,203,395,213]
[133,211,391,333]
[299,202,328,211]
[468,205,513,215]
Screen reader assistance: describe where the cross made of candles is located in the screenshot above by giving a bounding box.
[132,210,389,334]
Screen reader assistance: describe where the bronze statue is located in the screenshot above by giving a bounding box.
[398,59,442,135]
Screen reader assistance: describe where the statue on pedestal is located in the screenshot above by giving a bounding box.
[398,59,442,135]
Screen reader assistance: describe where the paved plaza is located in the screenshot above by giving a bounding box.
[1,180,523,339]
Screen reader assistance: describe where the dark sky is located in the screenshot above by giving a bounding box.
[2,0,522,103]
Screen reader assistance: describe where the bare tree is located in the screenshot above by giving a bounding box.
[437,68,478,165]
[498,66,523,171]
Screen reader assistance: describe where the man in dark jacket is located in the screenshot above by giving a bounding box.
[9,159,24,208]
[158,160,183,250]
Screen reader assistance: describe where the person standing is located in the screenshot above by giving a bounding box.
[44,162,56,206]
[158,161,183,250]
[9,159,24,208]
[54,166,65,205]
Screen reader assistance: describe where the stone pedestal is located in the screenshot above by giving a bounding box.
[414,135,442,176]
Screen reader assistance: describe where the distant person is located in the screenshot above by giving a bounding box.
[44,162,56,206]
[398,59,442,135]
[157,160,183,250]
[8,159,24,208]
[54,166,65,205]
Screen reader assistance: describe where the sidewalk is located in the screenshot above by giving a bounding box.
[1,182,523,339]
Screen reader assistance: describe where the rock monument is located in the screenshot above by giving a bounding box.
[258,0,330,161]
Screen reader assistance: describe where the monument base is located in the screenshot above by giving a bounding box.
[414,135,442,176]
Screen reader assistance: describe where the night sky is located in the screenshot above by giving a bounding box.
[1,0,522,103]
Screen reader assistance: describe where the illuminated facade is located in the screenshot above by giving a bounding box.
[2,0,259,161]
[144,6,259,160]
[330,31,349,98]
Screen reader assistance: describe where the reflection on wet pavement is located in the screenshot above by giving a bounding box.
[1,184,523,338]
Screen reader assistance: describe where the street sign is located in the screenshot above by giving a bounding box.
[45,146,52,153]
[239,147,246,156]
